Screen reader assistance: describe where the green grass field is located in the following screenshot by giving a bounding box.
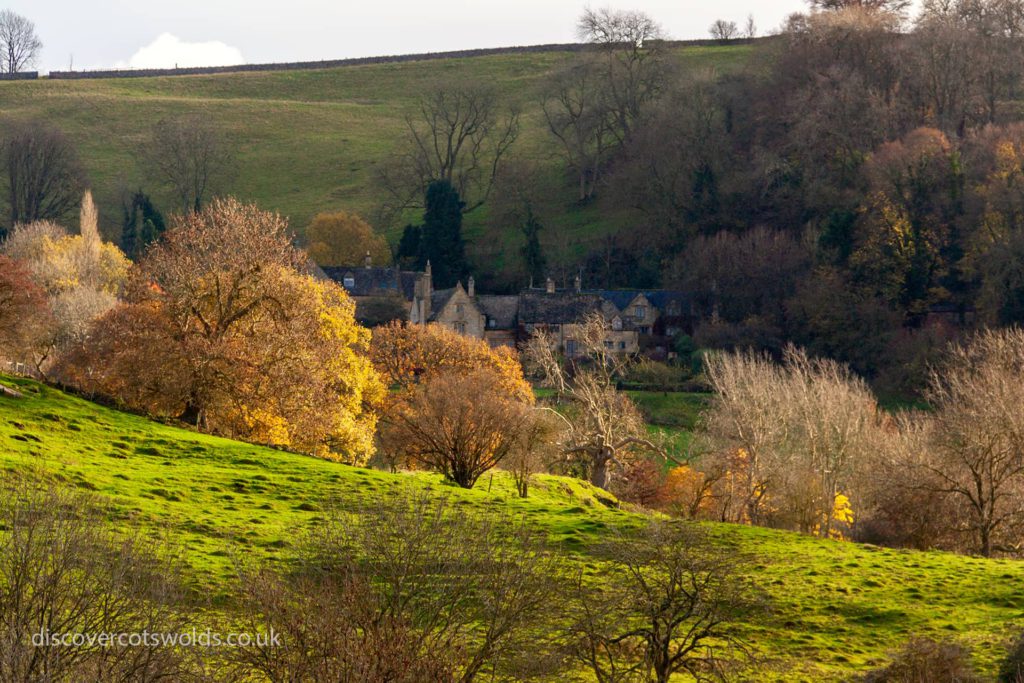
[2,373,1023,680]
[0,45,754,270]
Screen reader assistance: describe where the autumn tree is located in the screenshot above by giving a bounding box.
[0,10,41,73]
[61,198,383,462]
[145,115,234,213]
[2,120,86,226]
[0,254,51,369]
[923,328,1024,556]
[378,83,519,218]
[567,521,761,683]
[525,313,675,490]
[370,321,531,402]
[380,369,535,488]
[1,194,129,375]
[306,210,391,267]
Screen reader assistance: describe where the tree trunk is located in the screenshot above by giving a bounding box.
[590,450,613,490]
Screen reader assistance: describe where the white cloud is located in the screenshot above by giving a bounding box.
[115,33,244,69]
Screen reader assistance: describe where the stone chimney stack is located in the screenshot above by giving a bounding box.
[574,274,582,293]
[364,251,372,268]
[413,261,434,323]
[467,275,475,298]
[545,277,555,294]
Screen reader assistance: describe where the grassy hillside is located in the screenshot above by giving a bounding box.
[0,45,754,269]
[2,373,1023,679]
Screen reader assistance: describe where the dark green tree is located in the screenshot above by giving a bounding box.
[396,223,422,270]
[121,190,166,259]
[519,207,546,286]
[421,180,468,289]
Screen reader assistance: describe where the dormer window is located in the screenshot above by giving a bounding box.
[633,305,647,320]
[342,276,355,289]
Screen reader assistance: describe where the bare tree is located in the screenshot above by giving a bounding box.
[145,116,234,213]
[576,8,669,145]
[541,57,613,202]
[312,492,564,682]
[0,10,41,74]
[745,14,758,38]
[378,83,519,218]
[809,0,912,11]
[710,19,740,41]
[525,313,678,490]
[923,328,1024,556]
[567,521,761,683]
[2,120,86,225]
[699,346,881,536]
[0,478,190,682]
[232,568,457,682]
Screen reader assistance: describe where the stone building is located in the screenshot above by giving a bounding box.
[320,259,691,355]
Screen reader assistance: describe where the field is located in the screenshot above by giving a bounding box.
[2,373,1023,680]
[0,44,755,269]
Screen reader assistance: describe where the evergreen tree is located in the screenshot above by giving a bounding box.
[421,180,468,288]
[519,207,546,285]
[121,190,166,259]
[396,223,423,270]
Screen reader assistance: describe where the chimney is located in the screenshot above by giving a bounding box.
[467,275,475,298]
[574,274,581,293]
[545,277,555,294]
[364,251,372,268]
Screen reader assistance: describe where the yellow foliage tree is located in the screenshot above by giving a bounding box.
[306,211,391,267]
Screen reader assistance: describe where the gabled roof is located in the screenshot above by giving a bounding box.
[321,266,417,300]
[587,289,690,314]
[518,290,605,324]
[429,287,458,319]
[476,295,520,329]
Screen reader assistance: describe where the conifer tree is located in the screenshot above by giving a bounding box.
[421,180,468,288]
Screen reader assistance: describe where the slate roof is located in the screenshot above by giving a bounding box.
[518,290,605,324]
[587,289,690,316]
[476,295,520,329]
[321,266,417,300]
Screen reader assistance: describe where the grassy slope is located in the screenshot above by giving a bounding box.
[0,45,753,265]
[2,374,1022,680]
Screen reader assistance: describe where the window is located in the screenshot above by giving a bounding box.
[667,302,680,316]
[612,317,622,331]
[342,276,355,289]
[566,340,578,356]
[633,305,647,320]
[604,340,614,349]
[551,324,560,332]
[618,341,626,350]
[456,303,464,315]
[488,318,496,328]
[454,322,466,334]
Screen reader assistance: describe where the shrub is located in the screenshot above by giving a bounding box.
[863,638,981,683]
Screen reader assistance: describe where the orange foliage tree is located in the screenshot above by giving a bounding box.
[60,198,383,463]
[370,321,532,403]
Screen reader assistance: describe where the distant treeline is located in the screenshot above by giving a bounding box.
[14,39,757,81]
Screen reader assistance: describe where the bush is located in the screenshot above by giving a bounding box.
[863,638,981,683]
[1001,632,1024,683]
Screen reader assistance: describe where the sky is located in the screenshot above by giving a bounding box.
[13,1,820,73]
